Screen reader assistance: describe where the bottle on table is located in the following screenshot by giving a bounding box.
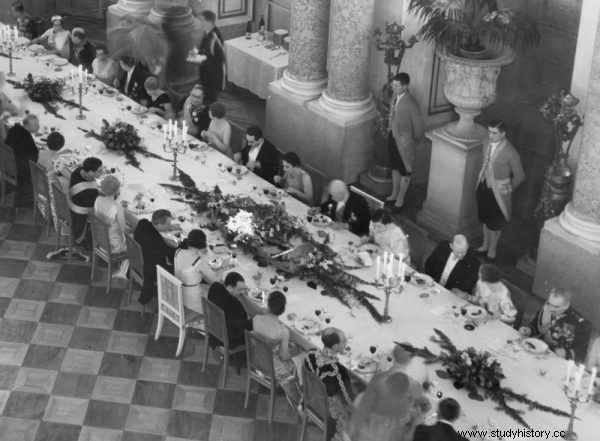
[259,15,265,35]
[245,18,252,39]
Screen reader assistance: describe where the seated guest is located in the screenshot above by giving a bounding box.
[144,76,174,119]
[114,55,150,104]
[519,289,591,361]
[238,125,279,184]
[305,327,355,441]
[69,157,102,245]
[315,180,371,237]
[133,209,178,305]
[182,84,211,137]
[37,131,65,170]
[69,27,94,73]
[273,152,313,205]
[11,2,37,39]
[94,174,129,279]
[472,263,517,325]
[351,345,431,441]
[29,15,70,59]
[201,102,232,158]
[174,229,219,315]
[413,398,468,441]
[424,234,479,297]
[92,44,119,86]
[362,209,410,259]
[5,114,40,205]
[207,272,252,350]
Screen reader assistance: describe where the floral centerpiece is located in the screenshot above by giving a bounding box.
[23,73,64,102]
[398,329,571,428]
[226,210,256,243]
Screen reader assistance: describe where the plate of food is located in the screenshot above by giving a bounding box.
[249,288,266,303]
[132,105,147,115]
[262,187,285,200]
[311,214,332,228]
[27,44,45,53]
[208,257,223,270]
[294,318,321,335]
[230,165,249,175]
[463,304,487,321]
[53,57,68,66]
[354,356,379,374]
[103,87,117,97]
[522,338,549,354]
[357,243,381,255]
[411,272,434,287]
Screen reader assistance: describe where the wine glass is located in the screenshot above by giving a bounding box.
[369,345,377,356]
[436,391,443,399]
[315,309,322,320]
[269,276,276,287]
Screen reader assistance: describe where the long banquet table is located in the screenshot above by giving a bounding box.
[2,45,599,440]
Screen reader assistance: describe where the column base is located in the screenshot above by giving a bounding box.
[558,203,600,242]
[280,71,327,101]
[533,217,600,328]
[317,89,375,124]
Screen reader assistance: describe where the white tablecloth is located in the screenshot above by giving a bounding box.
[225,35,288,99]
[2,45,599,441]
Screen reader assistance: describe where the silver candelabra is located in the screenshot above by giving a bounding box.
[2,39,20,77]
[163,136,187,181]
[562,385,590,440]
[375,275,402,324]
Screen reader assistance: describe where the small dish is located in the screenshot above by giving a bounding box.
[294,318,320,335]
[522,338,549,354]
[53,57,68,66]
[354,356,379,374]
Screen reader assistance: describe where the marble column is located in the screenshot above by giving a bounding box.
[318,0,376,118]
[106,0,154,55]
[281,0,330,100]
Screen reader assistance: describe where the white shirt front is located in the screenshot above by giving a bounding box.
[124,68,134,92]
[439,253,460,287]
[248,140,263,163]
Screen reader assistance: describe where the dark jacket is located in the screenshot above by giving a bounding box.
[117,64,151,104]
[207,282,252,349]
[133,219,175,304]
[320,192,371,237]
[413,421,468,441]
[424,241,480,294]
[70,40,95,73]
[240,140,279,185]
[5,124,38,189]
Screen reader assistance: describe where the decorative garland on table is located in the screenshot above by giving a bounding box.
[397,329,571,428]
[160,174,385,322]
[7,74,66,120]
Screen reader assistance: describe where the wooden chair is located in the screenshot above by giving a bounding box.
[299,365,329,441]
[304,164,328,206]
[397,217,429,271]
[350,185,384,215]
[29,160,53,236]
[155,266,204,357]
[0,143,17,205]
[125,233,144,305]
[502,279,532,329]
[89,213,128,294]
[201,297,246,388]
[51,181,75,263]
[244,330,276,424]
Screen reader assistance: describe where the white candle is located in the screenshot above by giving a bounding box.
[375,256,381,279]
[14,26,18,41]
[382,252,388,277]
[84,70,88,86]
[588,368,597,395]
[78,65,83,82]
[565,359,574,387]
[163,125,167,141]
[574,364,585,392]
[182,123,187,142]
[397,254,403,277]
[388,255,393,279]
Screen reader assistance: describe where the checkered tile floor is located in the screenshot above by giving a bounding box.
[0,205,319,441]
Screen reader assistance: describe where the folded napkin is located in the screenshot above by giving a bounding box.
[429,306,446,316]
[356,251,373,267]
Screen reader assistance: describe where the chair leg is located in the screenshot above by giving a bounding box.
[106,260,112,294]
[299,413,307,441]
[128,277,134,304]
[56,223,61,250]
[202,335,210,373]
[268,384,275,424]
[244,375,252,409]
[90,252,97,283]
[67,233,73,264]
[175,326,186,357]
[221,349,229,389]
[154,311,164,341]
[32,199,38,227]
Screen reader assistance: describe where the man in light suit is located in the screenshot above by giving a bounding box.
[387,72,424,211]
[476,120,525,262]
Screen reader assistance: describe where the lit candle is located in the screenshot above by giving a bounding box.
[565,359,574,387]
[168,119,172,139]
[375,255,381,279]
[588,368,597,395]
[163,125,167,141]
[397,254,403,277]
[84,69,88,86]
[78,65,83,82]
[182,123,187,142]
[574,364,585,392]
[14,26,18,41]
[388,255,393,279]
[383,252,388,277]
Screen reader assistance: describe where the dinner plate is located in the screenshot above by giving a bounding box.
[262,187,285,199]
[464,304,487,320]
[104,88,117,97]
[411,272,434,287]
[354,356,379,374]
[132,105,147,115]
[53,57,68,66]
[311,214,332,228]
[40,54,56,62]
[522,338,549,354]
[357,243,381,255]
[294,318,321,335]
[208,257,223,270]
[27,44,45,53]
[229,165,248,175]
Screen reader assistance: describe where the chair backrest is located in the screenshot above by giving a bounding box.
[201,297,229,347]
[89,213,113,257]
[397,217,429,271]
[301,365,329,427]
[245,330,275,382]
[350,185,384,215]
[502,278,532,329]
[230,121,246,156]
[0,143,18,183]
[304,164,328,206]
[29,160,51,200]
[123,207,139,230]
[156,265,185,327]
[51,181,72,228]
[125,233,144,281]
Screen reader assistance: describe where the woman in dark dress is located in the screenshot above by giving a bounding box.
[197,10,225,104]
[144,76,174,119]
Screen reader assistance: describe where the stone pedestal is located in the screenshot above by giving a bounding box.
[417,128,483,241]
[280,0,330,101]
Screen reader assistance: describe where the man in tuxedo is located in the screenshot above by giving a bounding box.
[115,55,151,104]
[413,398,468,441]
[4,114,40,205]
[206,272,252,350]
[424,234,479,297]
[315,180,371,237]
[69,27,95,73]
[133,209,178,305]
[238,125,279,184]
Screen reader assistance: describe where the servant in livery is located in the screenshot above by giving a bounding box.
[69,157,102,244]
[197,10,225,103]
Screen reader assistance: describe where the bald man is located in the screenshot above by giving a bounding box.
[424,234,480,297]
[316,180,371,236]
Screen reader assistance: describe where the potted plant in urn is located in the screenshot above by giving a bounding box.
[408,0,540,140]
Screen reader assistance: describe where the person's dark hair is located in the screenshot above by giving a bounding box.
[200,10,217,23]
[179,229,206,250]
[72,29,85,40]
[393,72,410,86]
[479,263,501,283]
[372,209,393,225]
[11,2,24,12]
[209,102,226,119]
[246,125,263,140]
[281,152,301,167]
[151,209,172,225]
[46,132,65,151]
[488,119,507,133]
[267,291,286,316]
[438,397,461,422]
[95,43,108,54]
[82,157,102,172]
[224,272,244,287]
[119,54,136,68]
[321,328,341,349]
